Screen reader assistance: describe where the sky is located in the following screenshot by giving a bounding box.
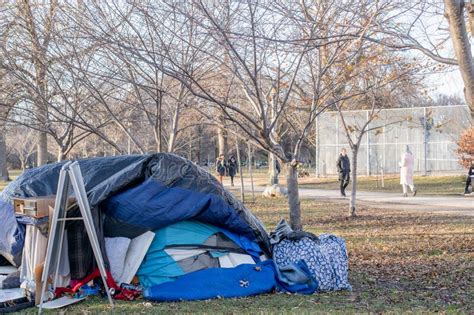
[428,69,464,100]
[413,3,467,103]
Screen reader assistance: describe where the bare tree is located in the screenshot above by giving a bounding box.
[444,0,474,117]
[0,69,15,180]
[102,0,388,230]
[333,44,419,216]
[2,0,61,165]
[0,2,19,179]
[5,126,37,170]
[0,1,427,228]
[368,0,474,119]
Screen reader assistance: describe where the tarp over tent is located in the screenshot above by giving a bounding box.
[0,154,270,278]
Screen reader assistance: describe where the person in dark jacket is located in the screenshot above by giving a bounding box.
[336,148,350,197]
[227,155,238,186]
[216,154,226,184]
[464,160,474,195]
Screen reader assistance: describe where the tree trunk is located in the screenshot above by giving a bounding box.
[196,127,202,165]
[37,131,48,166]
[269,153,279,185]
[236,140,245,202]
[167,130,177,153]
[167,103,181,153]
[20,158,28,171]
[286,162,302,231]
[57,146,66,162]
[217,126,227,157]
[248,143,255,202]
[152,126,161,153]
[444,0,474,119]
[0,132,9,181]
[35,61,49,166]
[156,91,163,153]
[349,147,359,217]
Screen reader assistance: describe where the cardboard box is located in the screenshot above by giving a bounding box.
[14,196,75,218]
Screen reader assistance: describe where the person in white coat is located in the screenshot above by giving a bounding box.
[399,145,417,197]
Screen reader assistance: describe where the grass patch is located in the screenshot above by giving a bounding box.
[299,175,466,196]
[31,196,473,313]
[297,174,465,196]
[0,170,22,192]
[235,170,467,196]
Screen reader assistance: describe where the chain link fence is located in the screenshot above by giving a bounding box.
[315,105,472,176]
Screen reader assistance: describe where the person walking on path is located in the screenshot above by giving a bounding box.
[464,160,474,195]
[336,148,350,197]
[216,154,227,184]
[399,145,417,197]
[227,155,238,187]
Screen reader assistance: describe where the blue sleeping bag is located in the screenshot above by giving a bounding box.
[143,260,318,301]
[143,261,276,301]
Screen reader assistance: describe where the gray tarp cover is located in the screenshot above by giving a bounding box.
[0,154,269,277]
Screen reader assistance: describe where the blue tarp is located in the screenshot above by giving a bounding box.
[0,154,270,272]
[0,199,24,265]
[104,178,257,240]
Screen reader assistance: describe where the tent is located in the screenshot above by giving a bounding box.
[0,154,270,280]
[0,153,348,307]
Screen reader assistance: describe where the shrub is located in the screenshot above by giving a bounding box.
[456,127,474,169]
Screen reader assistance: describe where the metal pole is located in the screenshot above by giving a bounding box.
[247,142,255,202]
[315,114,320,177]
[366,110,370,176]
[423,107,428,175]
[235,140,244,203]
[39,163,72,313]
[335,115,339,176]
[381,167,385,188]
[69,163,114,307]
[395,136,398,173]
[382,126,386,173]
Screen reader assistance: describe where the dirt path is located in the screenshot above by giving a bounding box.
[225,181,474,216]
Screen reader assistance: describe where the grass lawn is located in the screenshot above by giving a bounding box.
[297,175,468,196]
[0,170,23,192]
[239,170,467,196]
[32,196,473,313]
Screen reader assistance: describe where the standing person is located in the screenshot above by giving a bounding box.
[464,160,474,195]
[227,155,238,187]
[215,154,226,184]
[336,148,350,197]
[399,145,417,197]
